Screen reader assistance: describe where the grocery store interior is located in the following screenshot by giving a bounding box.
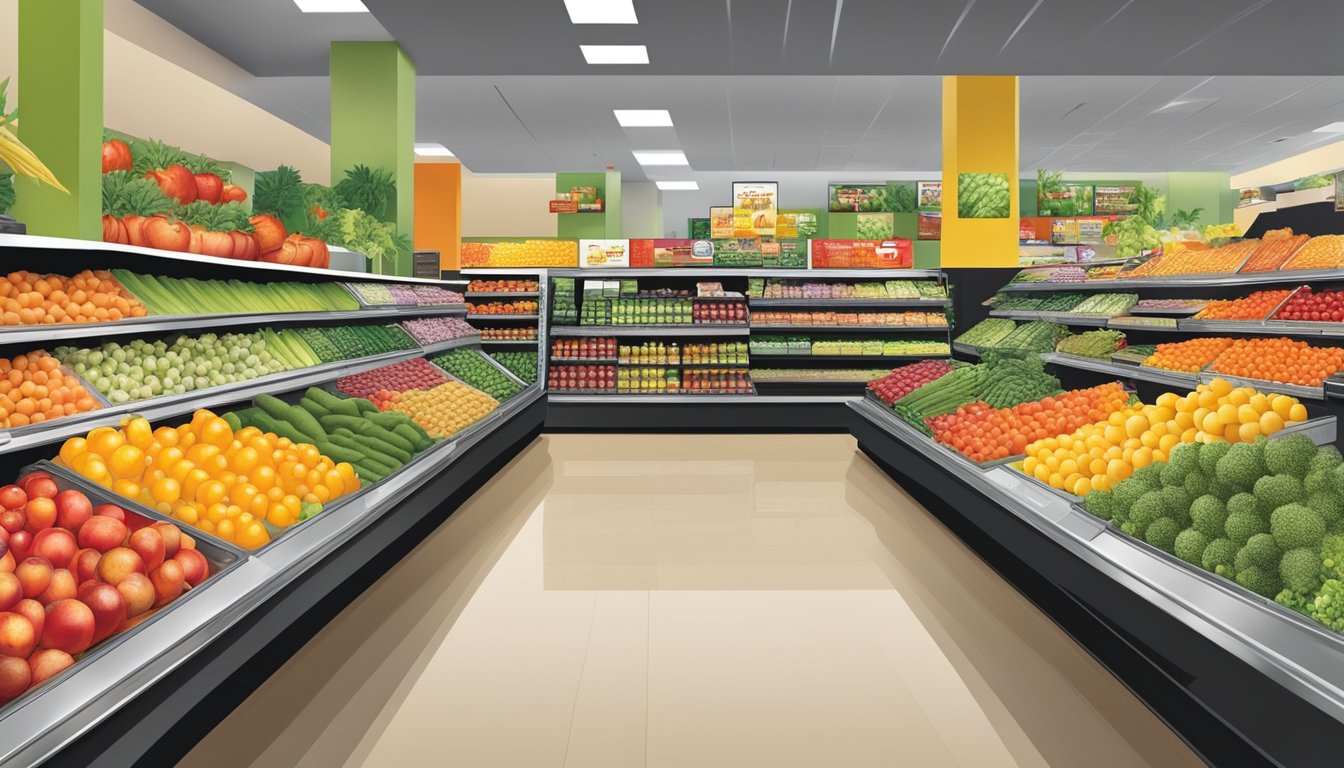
[5,1,1344,767]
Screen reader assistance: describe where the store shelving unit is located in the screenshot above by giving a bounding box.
[847,398,1344,766]
[0,236,548,766]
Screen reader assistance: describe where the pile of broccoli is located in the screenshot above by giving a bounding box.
[1083,433,1344,632]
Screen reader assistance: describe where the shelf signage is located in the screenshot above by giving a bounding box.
[709,206,734,238]
[916,181,942,212]
[732,182,778,238]
[579,239,630,268]
[1093,185,1137,216]
[549,199,580,214]
[917,213,941,241]
[811,239,912,269]
[828,183,889,213]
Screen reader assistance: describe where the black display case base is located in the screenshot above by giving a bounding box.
[545,395,855,432]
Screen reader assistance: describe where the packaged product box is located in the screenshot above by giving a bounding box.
[652,239,711,267]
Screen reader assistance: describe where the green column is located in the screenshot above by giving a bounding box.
[11,0,102,239]
[330,41,415,275]
[556,171,622,239]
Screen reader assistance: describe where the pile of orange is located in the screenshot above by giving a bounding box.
[1122,240,1261,278]
[467,300,540,315]
[0,270,148,326]
[1143,337,1235,372]
[1208,337,1344,387]
[57,411,360,549]
[928,382,1130,463]
[460,241,578,268]
[1240,234,1309,272]
[1280,235,1344,271]
[1194,290,1293,320]
[0,351,103,429]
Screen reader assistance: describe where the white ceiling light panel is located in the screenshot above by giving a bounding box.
[1313,122,1344,133]
[293,0,368,12]
[564,0,638,24]
[614,109,673,127]
[632,150,689,166]
[655,181,699,190]
[580,45,649,64]
[414,143,455,157]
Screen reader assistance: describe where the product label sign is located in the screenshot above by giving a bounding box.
[710,206,734,239]
[732,182,778,238]
[549,199,580,214]
[828,183,889,213]
[579,239,630,268]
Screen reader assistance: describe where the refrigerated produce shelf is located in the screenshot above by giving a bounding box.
[750,354,931,363]
[988,310,1111,327]
[748,297,947,308]
[420,335,485,355]
[464,291,540,299]
[466,314,539,321]
[1039,352,1199,388]
[749,324,948,333]
[551,325,751,337]
[999,268,1344,291]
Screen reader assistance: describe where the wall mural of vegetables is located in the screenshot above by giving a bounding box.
[1101,182,1165,259]
[957,172,1011,219]
[0,76,69,220]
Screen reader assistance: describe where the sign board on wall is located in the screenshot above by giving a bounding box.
[1038,184,1095,217]
[917,213,941,241]
[775,213,798,238]
[917,181,942,212]
[651,239,713,267]
[688,218,711,239]
[709,207,734,238]
[732,182,778,238]
[828,183,889,213]
[579,239,630,268]
[549,199,580,214]
[810,239,913,269]
[1094,185,1138,216]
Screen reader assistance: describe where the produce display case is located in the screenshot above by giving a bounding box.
[0,236,548,766]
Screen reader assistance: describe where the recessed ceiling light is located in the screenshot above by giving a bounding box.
[632,150,688,166]
[656,181,699,191]
[293,0,368,12]
[614,109,673,127]
[564,0,638,23]
[580,45,649,65]
[1314,122,1344,133]
[414,143,455,157]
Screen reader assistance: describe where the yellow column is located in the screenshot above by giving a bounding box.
[941,76,1019,267]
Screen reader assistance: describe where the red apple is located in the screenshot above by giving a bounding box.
[92,504,125,523]
[78,516,128,553]
[0,612,35,658]
[0,573,20,612]
[13,599,43,640]
[27,648,73,686]
[77,581,126,644]
[0,655,29,702]
[116,573,154,618]
[0,551,12,574]
[128,527,164,572]
[37,569,75,606]
[7,531,30,561]
[172,548,209,587]
[24,497,55,531]
[95,548,144,586]
[148,560,184,607]
[0,510,24,534]
[52,490,92,533]
[31,528,76,570]
[150,522,181,557]
[14,556,50,599]
[41,600,94,655]
[22,476,57,501]
[72,548,100,583]
[0,486,25,511]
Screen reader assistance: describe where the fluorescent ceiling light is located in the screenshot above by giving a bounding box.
[414,142,455,157]
[632,150,688,166]
[614,109,673,127]
[564,0,638,23]
[293,0,368,12]
[580,45,649,65]
[656,181,699,191]
[1314,122,1344,133]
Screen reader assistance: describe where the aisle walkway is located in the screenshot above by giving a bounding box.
[181,435,1201,768]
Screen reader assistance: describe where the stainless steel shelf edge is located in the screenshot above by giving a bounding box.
[749,325,949,333]
[419,335,484,355]
[848,399,1344,725]
[748,298,947,307]
[480,339,541,346]
[550,325,751,337]
[0,233,460,286]
[548,268,944,279]
[548,393,857,403]
[999,269,1344,292]
[464,292,540,299]
[1194,372,1326,401]
[467,314,540,321]
[1041,353,1199,388]
[0,386,545,767]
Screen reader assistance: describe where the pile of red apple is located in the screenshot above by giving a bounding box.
[1271,286,1344,323]
[551,338,616,360]
[548,364,615,391]
[692,300,747,325]
[0,470,211,705]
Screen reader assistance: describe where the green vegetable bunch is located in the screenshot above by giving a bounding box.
[0,172,13,216]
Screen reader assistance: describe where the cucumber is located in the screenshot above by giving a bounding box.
[392,423,432,451]
[329,433,398,473]
[329,398,361,417]
[347,433,412,464]
[315,440,366,465]
[305,387,345,411]
[255,393,293,422]
[319,415,415,453]
[221,412,242,432]
[353,398,378,415]
[366,410,412,431]
[299,395,331,417]
[284,404,327,442]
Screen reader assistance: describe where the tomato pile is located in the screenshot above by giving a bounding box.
[1208,337,1344,387]
[466,279,539,293]
[1142,337,1235,373]
[335,358,449,399]
[866,360,956,405]
[1272,287,1344,323]
[1193,290,1292,321]
[928,382,1130,463]
[467,300,539,315]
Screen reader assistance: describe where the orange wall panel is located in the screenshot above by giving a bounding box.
[414,163,461,271]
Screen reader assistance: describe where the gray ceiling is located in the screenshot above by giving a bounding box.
[142,0,1344,77]
[134,1,1344,180]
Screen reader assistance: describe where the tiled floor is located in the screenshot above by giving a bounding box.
[180,434,1202,768]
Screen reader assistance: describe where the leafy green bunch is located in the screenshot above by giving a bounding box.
[101,171,178,218]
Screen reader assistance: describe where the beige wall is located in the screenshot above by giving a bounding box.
[1,0,329,182]
[461,170,558,237]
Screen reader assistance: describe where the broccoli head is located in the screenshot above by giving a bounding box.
[1305,469,1334,497]
[1307,492,1344,532]
[1083,489,1115,521]
[1235,564,1281,598]
[1167,441,1200,475]
[1235,533,1281,573]
[1310,579,1344,632]
[1199,441,1232,477]
[1202,538,1239,577]
[1173,528,1208,565]
[1270,503,1328,550]
[1264,433,1317,478]
[1144,517,1182,554]
[1253,474,1304,511]
[1280,547,1324,593]
[1320,534,1344,581]
[1225,507,1269,544]
[1310,445,1343,475]
[1274,588,1316,617]
[1182,469,1210,498]
[1207,479,1237,501]
[1129,491,1167,537]
[1130,464,1163,490]
[1216,442,1266,490]
[1160,486,1191,521]
[1332,463,1344,497]
[1226,492,1263,519]
[1190,495,1228,539]
[1112,478,1150,517]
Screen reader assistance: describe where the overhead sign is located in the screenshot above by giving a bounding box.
[732,182,778,238]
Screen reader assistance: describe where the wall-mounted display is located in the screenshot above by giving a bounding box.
[565,185,604,212]
[688,218,711,239]
[810,239,913,269]
[917,181,942,212]
[828,183,889,213]
[856,213,894,240]
[794,211,819,239]
[958,173,1011,219]
[1093,185,1137,216]
[1038,183,1095,217]
[580,239,630,268]
[775,213,798,239]
[732,182,777,238]
[710,206,734,238]
[918,213,941,241]
[651,239,712,267]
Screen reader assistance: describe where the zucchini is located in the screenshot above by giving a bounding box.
[392,423,432,451]
[315,440,366,465]
[305,387,345,411]
[329,433,399,472]
[221,412,242,432]
[299,395,331,417]
[353,398,378,415]
[284,404,328,442]
[329,398,361,417]
[347,433,412,464]
[320,415,415,453]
